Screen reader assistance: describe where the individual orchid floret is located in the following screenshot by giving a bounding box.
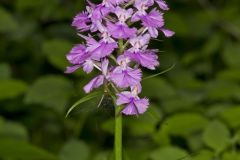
[81,34,118,61]
[72,11,91,32]
[84,59,110,93]
[116,86,149,115]
[110,56,142,88]
[115,7,133,24]
[128,34,151,52]
[107,22,137,39]
[139,8,165,37]
[106,7,137,39]
[125,50,159,70]
[65,44,94,74]
[132,0,155,22]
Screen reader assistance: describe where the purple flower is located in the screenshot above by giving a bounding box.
[161,28,175,37]
[107,22,137,39]
[116,90,149,115]
[84,59,110,93]
[65,44,94,74]
[81,34,118,60]
[84,75,105,93]
[66,44,90,64]
[72,11,91,32]
[66,0,174,116]
[128,34,151,51]
[125,50,159,70]
[106,7,137,39]
[155,0,169,11]
[140,8,165,37]
[110,56,142,88]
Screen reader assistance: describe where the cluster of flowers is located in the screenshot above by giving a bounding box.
[66,0,174,115]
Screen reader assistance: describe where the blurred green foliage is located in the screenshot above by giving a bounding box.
[1,0,240,160]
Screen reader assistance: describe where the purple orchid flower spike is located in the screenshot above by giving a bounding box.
[66,0,174,116]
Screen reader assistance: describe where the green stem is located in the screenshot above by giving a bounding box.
[114,105,122,160]
[114,39,124,160]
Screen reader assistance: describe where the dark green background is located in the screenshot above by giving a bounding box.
[1,0,240,160]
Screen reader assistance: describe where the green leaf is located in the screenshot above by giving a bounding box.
[93,151,113,160]
[191,150,214,160]
[202,33,222,56]
[0,139,58,160]
[165,12,189,36]
[0,118,28,140]
[25,76,73,113]
[162,93,201,114]
[217,69,240,81]
[222,42,240,69]
[0,7,18,32]
[142,78,176,100]
[65,91,102,118]
[60,139,90,160]
[150,147,188,160]
[0,63,11,80]
[163,113,208,136]
[0,80,28,100]
[125,105,162,136]
[187,134,204,152]
[223,152,240,160]
[42,39,72,70]
[205,80,240,101]
[101,118,115,134]
[202,121,230,153]
[152,126,170,146]
[168,69,204,90]
[220,106,240,129]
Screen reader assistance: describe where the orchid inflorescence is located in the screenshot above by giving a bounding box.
[65,0,174,116]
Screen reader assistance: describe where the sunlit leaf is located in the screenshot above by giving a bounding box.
[150,147,188,160]
[220,106,240,128]
[223,152,240,160]
[203,121,230,153]
[191,150,214,160]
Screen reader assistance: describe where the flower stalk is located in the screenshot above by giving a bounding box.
[114,102,122,160]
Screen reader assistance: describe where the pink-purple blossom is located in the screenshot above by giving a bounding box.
[66,0,174,115]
